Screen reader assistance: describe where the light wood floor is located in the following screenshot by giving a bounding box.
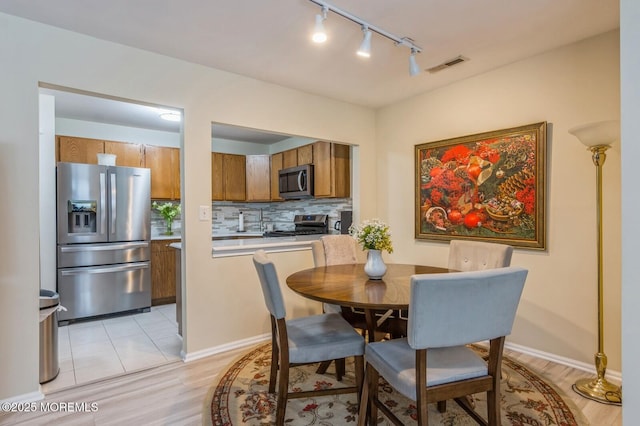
[0,346,622,425]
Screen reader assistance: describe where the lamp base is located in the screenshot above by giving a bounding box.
[573,377,622,405]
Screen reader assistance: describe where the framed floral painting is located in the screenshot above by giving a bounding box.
[415,122,547,250]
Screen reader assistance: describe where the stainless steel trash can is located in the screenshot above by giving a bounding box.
[39,289,60,384]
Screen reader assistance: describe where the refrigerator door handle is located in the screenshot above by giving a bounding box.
[110,172,117,234]
[58,242,149,253]
[60,262,150,276]
[100,172,107,234]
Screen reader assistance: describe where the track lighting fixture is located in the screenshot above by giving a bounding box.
[357,26,372,58]
[312,6,328,43]
[307,0,423,76]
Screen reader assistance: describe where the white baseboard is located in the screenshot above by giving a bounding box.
[179,334,622,386]
[504,341,622,384]
[182,333,271,363]
[0,390,44,405]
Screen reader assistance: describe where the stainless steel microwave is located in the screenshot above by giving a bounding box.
[279,164,314,199]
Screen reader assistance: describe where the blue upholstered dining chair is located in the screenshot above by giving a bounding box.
[252,249,365,426]
[357,266,528,426]
[392,240,515,342]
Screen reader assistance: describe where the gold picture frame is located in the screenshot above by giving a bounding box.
[415,122,547,250]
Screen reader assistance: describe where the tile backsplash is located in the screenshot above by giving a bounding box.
[151,199,353,237]
[151,201,182,237]
[212,198,353,234]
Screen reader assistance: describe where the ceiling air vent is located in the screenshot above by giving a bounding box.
[426,55,469,74]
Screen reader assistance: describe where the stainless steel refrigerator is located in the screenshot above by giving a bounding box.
[56,162,151,323]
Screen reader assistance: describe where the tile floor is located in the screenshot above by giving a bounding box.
[41,304,182,393]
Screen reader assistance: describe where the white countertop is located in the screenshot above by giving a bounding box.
[152,231,265,241]
[213,231,265,238]
[151,233,182,241]
[169,234,321,257]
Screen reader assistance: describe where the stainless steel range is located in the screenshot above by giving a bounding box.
[263,214,328,237]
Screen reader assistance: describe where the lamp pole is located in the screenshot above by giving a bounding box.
[572,144,622,405]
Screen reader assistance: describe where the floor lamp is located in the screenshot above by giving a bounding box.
[568,120,622,405]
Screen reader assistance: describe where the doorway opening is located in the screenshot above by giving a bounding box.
[39,84,184,392]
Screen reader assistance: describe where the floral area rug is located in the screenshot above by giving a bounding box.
[206,343,589,425]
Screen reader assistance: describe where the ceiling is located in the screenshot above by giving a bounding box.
[2,0,619,142]
[40,87,294,144]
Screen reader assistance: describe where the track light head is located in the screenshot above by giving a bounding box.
[409,48,421,76]
[312,6,328,43]
[357,26,372,58]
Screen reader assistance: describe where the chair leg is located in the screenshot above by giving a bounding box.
[276,361,289,426]
[336,358,346,381]
[315,359,346,380]
[416,349,428,426]
[368,363,379,425]
[316,360,332,375]
[269,342,279,394]
[354,355,364,402]
[487,388,500,426]
[357,365,369,426]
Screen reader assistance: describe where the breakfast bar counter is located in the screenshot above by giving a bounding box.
[169,234,322,258]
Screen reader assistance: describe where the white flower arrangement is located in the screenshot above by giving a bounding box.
[348,219,393,253]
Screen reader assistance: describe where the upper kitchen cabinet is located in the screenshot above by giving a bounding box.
[57,135,147,168]
[313,142,350,198]
[57,136,104,164]
[268,142,350,200]
[145,145,181,200]
[270,152,283,201]
[211,153,246,201]
[246,155,271,201]
[105,141,144,167]
[282,148,298,169]
[297,144,313,166]
[211,152,224,200]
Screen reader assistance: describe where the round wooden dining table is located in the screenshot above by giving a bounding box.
[286,263,453,340]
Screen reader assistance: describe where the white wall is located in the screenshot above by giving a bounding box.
[376,31,621,370]
[56,117,181,147]
[39,94,57,292]
[621,0,640,418]
[0,12,376,401]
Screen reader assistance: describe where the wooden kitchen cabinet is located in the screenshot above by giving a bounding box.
[57,135,180,199]
[57,136,104,164]
[282,149,298,169]
[297,144,313,165]
[211,152,246,201]
[211,152,224,200]
[57,136,144,168]
[270,152,283,201]
[150,239,179,306]
[145,145,181,200]
[313,141,350,198]
[105,141,144,167]
[225,154,246,201]
[246,155,271,201]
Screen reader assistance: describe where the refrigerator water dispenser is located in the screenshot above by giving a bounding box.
[67,200,97,234]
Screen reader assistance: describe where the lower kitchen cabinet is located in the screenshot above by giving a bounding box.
[150,239,179,305]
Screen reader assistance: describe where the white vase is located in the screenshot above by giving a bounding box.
[364,249,387,280]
